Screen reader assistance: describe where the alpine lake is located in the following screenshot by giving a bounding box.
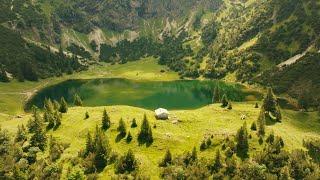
[26,78,260,110]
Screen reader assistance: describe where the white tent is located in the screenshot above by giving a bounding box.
[155,108,169,119]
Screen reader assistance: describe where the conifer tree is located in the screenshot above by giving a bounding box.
[206,138,212,147]
[59,97,68,113]
[85,132,94,156]
[93,126,110,170]
[212,149,223,173]
[115,149,138,174]
[159,149,172,167]
[30,123,47,151]
[191,147,197,161]
[14,125,27,142]
[27,107,44,133]
[255,103,259,108]
[250,122,257,131]
[227,102,233,110]
[74,94,83,106]
[126,131,132,143]
[54,111,62,128]
[131,118,138,128]
[85,111,89,119]
[44,98,54,113]
[257,107,266,136]
[221,94,229,107]
[101,109,111,130]
[138,114,153,144]
[200,140,207,151]
[117,118,127,136]
[53,100,60,111]
[262,87,282,122]
[235,122,249,157]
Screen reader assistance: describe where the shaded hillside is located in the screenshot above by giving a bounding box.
[0,26,86,82]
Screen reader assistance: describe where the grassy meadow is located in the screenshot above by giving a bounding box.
[1,57,320,178]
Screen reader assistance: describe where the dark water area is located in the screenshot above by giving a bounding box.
[26,78,248,110]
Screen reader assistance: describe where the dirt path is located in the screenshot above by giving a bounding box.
[277,44,314,68]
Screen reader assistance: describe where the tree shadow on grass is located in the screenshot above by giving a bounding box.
[115,133,126,143]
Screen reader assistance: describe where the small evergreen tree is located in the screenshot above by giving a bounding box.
[85,111,89,119]
[262,87,282,122]
[250,122,257,131]
[200,140,207,151]
[258,136,264,145]
[15,125,27,142]
[101,109,111,130]
[206,138,212,147]
[257,107,266,136]
[54,111,62,129]
[53,100,60,111]
[227,102,233,110]
[212,150,223,173]
[221,94,229,107]
[117,118,127,136]
[131,118,138,128]
[85,132,94,156]
[30,124,47,151]
[59,97,68,113]
[126,132,133,143]
[235,122,249,158]
[266,132,275,144]
[255,103,259,108]
[44,98,54,113]
[191,147,197,161]
[138,114,153,144]
[159,149,172,167]
[74,94,83,106]
[115,149,138,174]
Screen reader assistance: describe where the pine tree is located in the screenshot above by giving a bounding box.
[159,149,172,167]
[74,94,83,106]
[200,140,207,151]
[212,150,223,173]
[27,107,44,133]
[255,103,259,108]
[54,111,62,129]
[53,100,60,111]
[85,111,89,119]
[126,131,132,143]
[235,122,249,158]
[85,132,94,156]
[115,149,138,174]
[15,125,27,142]
[93,126,110,171]
[30,123,47,151]
[44,98,54,113]
[250,122,257,131]
[206,138,212,147]
[138,114,153,144]
[131,118,138,128]
[101,109,111,130]
[59,97,68,113]
[191,147,197,161]
[212,86,220,103]
[262,87,282,122]
[221,94,229,107]
[257,107,266,136]
[117,118,127,136]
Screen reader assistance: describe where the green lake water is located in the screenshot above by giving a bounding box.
[26,78,247,110]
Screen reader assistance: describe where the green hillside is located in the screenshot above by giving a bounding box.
[1,0,320,179]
